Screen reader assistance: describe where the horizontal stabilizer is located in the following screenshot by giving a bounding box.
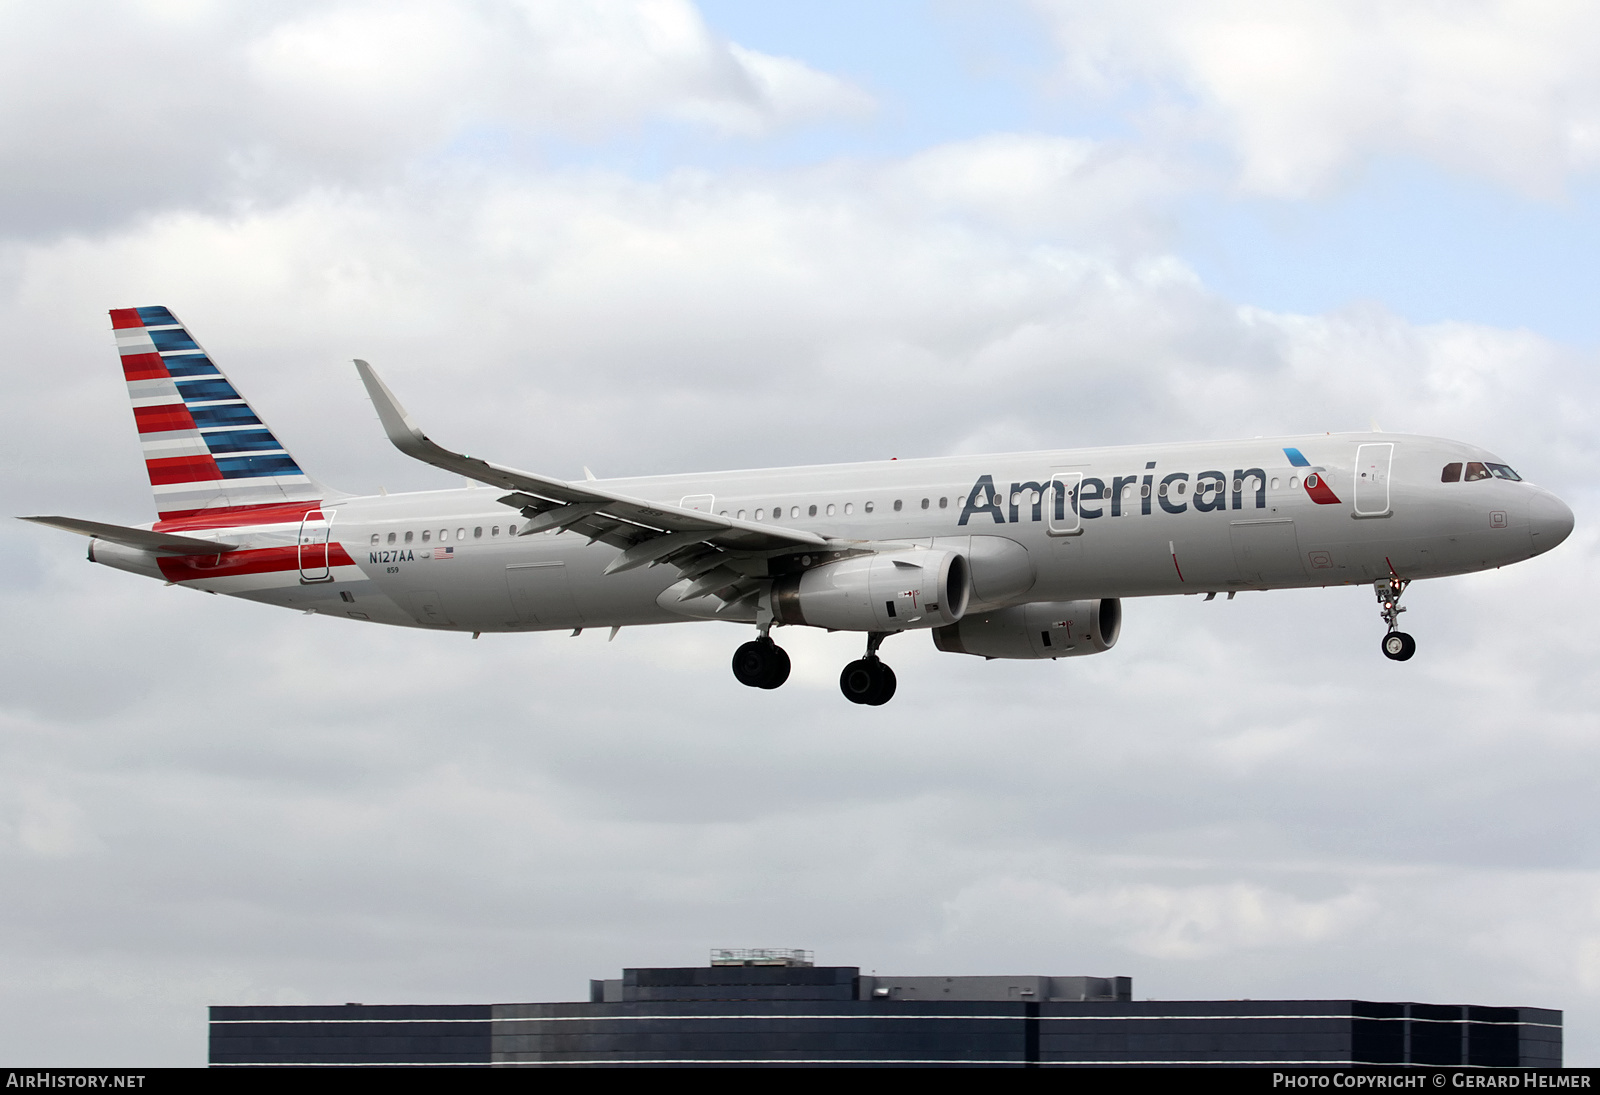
[20,516,239,555]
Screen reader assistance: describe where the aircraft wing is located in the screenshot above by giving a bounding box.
[354,361,829,582]
[20,516,239,555]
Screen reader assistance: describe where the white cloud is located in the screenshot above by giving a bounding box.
[0,0,871,236]
[1031,0,1600,196]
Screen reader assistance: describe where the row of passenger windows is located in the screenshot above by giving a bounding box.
[730,497,953,521]
[726,477,1305,518]
[370,526,509,546]
[1441,461,1520,483]
[365,474,1323,543]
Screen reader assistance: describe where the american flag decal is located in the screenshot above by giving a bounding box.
[438,546,454,560]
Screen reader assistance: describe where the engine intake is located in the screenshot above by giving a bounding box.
[771,549,970,632]
[932,598,1121,659]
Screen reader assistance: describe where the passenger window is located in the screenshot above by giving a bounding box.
[474,527,483,539]
[808,505,817,517]
[439,529,448,540]
[1176,481,1186,495]
[737,509,746,519]
[491,526,499,536]
[387,532,396,544]
[920,498,929,509]
[405,531,414,543]
[864,501,875,513]
[939,497,948,508]
[1441,462,1462,483]
[1289,477,1299,489]
[1141,484,1150,497]
[370,534,379,545]
[893,499,902,512]
[755,509,764,521]
[1270,478,1279,490]
[827,504,836,516]
[1123,485,1133,500]
[1464,462,1490,481]
[457,528,465,540]
[791,506,799,519]
[421,530,430,542]
[844,503,854,515]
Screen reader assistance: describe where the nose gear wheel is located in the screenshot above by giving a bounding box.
[1375,576,1416,662]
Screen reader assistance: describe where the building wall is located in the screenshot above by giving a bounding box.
[210,999,1562,1067]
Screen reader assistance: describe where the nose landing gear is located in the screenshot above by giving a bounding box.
[1375,576,1416,661]
[840,632,897,706]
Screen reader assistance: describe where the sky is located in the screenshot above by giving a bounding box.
[2,0,1599,1067]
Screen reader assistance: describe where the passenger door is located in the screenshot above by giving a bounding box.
[297,509,335,582]
[1353,443,1394,518]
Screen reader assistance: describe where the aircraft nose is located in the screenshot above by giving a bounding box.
[1528,491,1575,555]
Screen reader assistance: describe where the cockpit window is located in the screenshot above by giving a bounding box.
[1463,462,1490,481]
[1486,463,1522,481]
[1441,462,1462,483]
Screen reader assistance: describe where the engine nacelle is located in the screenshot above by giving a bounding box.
[771,549,970,632]
[932,598,1121,660]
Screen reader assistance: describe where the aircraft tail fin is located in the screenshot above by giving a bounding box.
[110,306,325,527]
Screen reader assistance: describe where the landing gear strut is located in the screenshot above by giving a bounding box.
[840,632,897,706]
[1375,576,1416,662]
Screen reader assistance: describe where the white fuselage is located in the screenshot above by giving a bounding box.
[92,432,1571,638]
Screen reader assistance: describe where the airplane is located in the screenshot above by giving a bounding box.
[23,307,1576,705]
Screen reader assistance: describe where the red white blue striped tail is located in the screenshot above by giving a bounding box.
[111,306,323,527]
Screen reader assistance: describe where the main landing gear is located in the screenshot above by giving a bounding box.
[839,632,896,706]
[729,629,899,704]
[1375,576,1416,662]
[731,637,791,689]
